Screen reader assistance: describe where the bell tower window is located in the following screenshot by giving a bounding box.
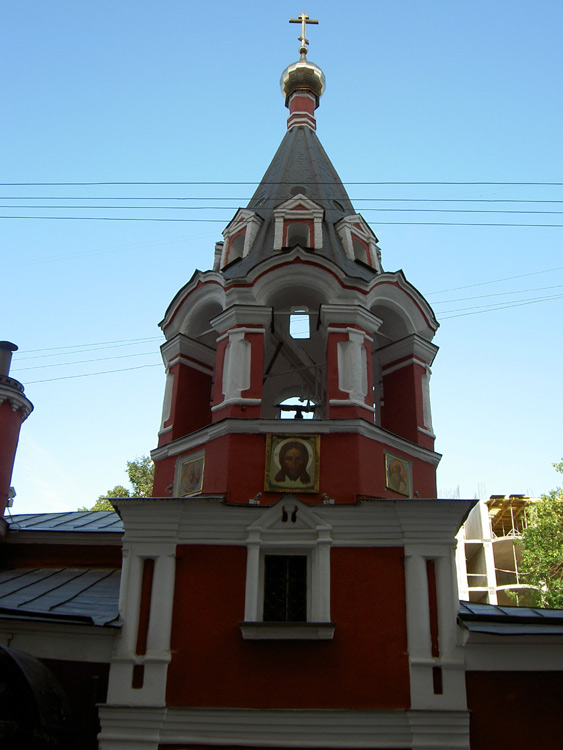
[289,307,310,339]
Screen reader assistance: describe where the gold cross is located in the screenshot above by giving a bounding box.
[289,12,319,54]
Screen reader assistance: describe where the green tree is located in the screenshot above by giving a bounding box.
[79,456,154,511]
[517,460,563,608]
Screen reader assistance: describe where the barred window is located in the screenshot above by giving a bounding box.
[263,555,307,622]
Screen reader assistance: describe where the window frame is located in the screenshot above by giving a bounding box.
[239,499,335,640]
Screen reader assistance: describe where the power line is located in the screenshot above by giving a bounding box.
[425,265,563,295]
[25,363,162,384]
[3,196,563,204]
[440,293,563,319]
[14,351,160,372]
[2,215,563,227]
[1,181,563,187]
[4,204,563,215]
[431,283,563,305]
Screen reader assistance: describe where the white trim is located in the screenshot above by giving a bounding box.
[160,332,215,368]
[98,705,470,749]
[417,425,436,438]
[381,357,428,377]
[239,622,335,640]
[241,499,333,637]
[211,305,272,333]
[378,335,439,369]
[216,326,267,343]
[0,619,117,663]
[150,417,441,467]
[211,397,262,412]
[329,399,376,412]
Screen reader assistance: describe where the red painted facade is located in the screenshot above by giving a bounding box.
[167,545,410,709]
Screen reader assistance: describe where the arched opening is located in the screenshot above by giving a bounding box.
[285,222,310,248]
[277,396,317,420]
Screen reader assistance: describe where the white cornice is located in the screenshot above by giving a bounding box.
[98,705,471,748]
[211,305,273,332]
[111,496,473,548]
[161,333,215,368]
[150,418,441,466]
[378,334,439,368]
[321,304,383,332]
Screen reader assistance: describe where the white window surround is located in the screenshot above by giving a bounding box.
[240,498,334,640]
[335,214,383,273]
[273,194,324,251]
[220,209,263,268]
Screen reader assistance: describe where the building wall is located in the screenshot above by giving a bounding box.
[166,544,410,709]
[466,671,563,748]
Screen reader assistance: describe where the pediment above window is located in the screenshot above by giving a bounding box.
[273,194,324,251]
[247,496,331,537]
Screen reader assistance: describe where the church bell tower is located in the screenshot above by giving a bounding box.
[151,15,440,506]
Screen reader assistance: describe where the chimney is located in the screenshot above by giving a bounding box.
[0,342,33,517]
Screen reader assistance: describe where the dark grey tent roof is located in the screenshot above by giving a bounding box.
[222,125,377,282]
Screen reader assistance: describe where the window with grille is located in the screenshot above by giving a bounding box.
[263,555,307,622]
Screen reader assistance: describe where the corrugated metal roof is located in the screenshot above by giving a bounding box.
[459,600,563,635]
[0,567,120,626]
[6,511,123,533]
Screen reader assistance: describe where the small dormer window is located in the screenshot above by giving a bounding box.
[220,209,263,268]
[285,221,310,249]
[273,194,324,252]
[335,215,383,273]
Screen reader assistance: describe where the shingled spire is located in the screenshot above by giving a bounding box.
[217,20,382,282]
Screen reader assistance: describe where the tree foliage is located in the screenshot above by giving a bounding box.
[518,460,563,608]
[79,456,154,511]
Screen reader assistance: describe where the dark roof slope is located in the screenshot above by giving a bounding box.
[0,567,120,626]
[7,511,123,533]
[459,600,563,635]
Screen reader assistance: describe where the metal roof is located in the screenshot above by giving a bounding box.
[6,511,123,533]
[459,600,563,635]
[0,567,120,626]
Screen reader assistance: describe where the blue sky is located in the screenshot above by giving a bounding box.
[3,1,562,512]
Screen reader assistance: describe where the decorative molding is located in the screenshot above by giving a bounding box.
[98,705,470,749]
[378,334,439,369]
[150,417,442,467]
[322,305,382,333]
[0,390,33,421]
[211,305,272,333]
[239,621,335,640]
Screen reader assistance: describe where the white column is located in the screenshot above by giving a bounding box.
[146,552,176,654]
[404,553,432,660]
[244,535,261,621]
[337,329,368,401]
[222,329,251,401]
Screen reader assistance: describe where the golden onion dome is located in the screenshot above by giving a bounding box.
[280,57,326,106]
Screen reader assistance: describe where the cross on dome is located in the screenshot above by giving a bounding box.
[289,12,319,57]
